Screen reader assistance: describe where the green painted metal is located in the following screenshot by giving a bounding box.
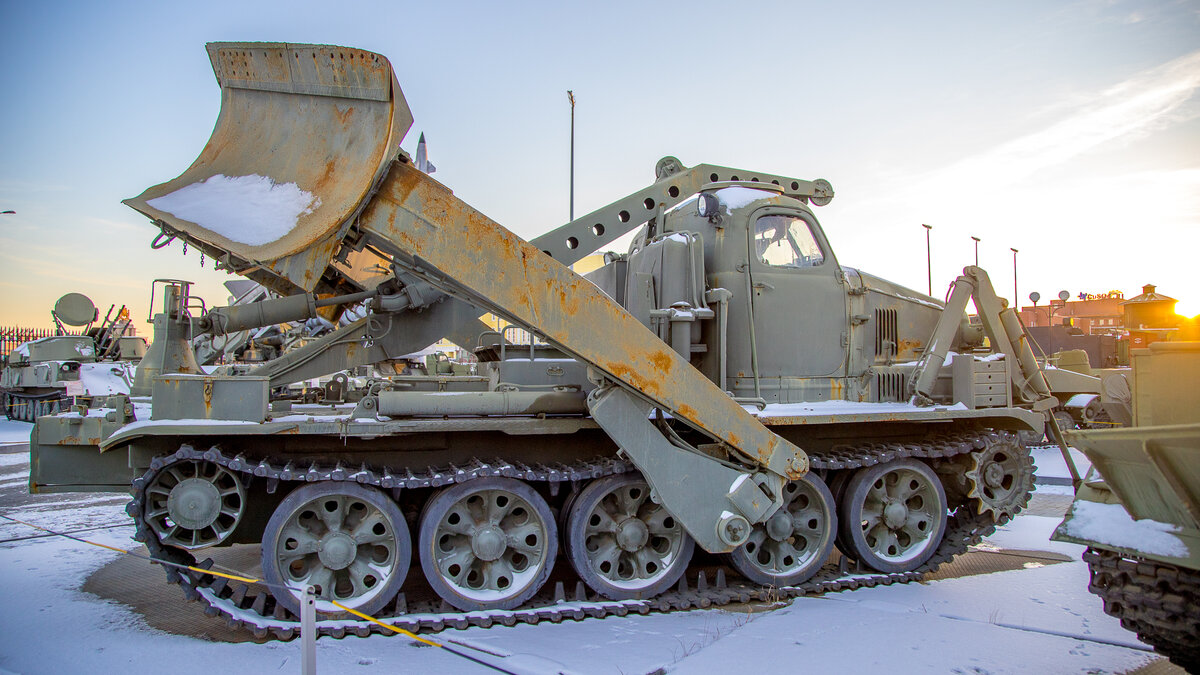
[1052,424,1200,569]
[587,385,781,552]
[33,41,1074,568]
[1132,342,1200,427]
[1053,342,1200,570]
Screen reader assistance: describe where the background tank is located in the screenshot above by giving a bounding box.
[1052,341,1200,670]
[1,293,144,421]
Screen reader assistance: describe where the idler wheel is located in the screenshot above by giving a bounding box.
[418,477,556,611]
[261,482,410,617]
[838,458,947,573]
[144,459,245,550]
[727,472,837,586]
[565,473,693,600]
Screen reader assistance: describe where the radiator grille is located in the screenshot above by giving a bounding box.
[875,308,898,357]
[875,371,907,402]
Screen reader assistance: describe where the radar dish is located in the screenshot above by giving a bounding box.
[53,293,97,327]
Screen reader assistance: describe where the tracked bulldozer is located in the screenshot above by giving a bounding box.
[32,42,1072,637]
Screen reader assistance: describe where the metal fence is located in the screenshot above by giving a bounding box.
[0,327,78,358]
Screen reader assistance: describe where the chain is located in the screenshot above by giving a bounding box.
[126,428,1017,640]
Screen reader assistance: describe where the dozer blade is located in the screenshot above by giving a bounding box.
[1069,424,1200,529]
[123,42,413,293]
[1053,424,1200,569]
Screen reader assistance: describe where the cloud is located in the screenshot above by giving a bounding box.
[0,180,71,195]
[919,49,1200,197]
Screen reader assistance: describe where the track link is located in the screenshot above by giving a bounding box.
[1084,547,1200,671]
[126,429,1023,640]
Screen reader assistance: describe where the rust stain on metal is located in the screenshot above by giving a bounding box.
[313,159,338,192]
[648,350,674,375]
[546,278,580,316]
[390,161,424,200]
[604,362,662,398]
[898,338,923,357]
[331,105,357,126]
[677,403,699,420]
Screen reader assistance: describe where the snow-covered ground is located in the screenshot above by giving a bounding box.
[1031,445,1093,486]
[0,421,32,447]
[0,423,1170,674]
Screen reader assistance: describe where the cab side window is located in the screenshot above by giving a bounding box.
[753,214,824,268]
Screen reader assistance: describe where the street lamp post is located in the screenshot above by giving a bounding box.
[1048,290,1071,326]
[922,224,932,295]
[567,90,576,222]
[1010,247,1018,311]
[971,236,980,266]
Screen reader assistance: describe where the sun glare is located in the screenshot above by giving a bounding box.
[1175,299,1200,319]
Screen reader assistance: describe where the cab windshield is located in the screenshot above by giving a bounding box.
[753,214,824,268]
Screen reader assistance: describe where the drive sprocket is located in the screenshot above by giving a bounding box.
[964,434,1034,523]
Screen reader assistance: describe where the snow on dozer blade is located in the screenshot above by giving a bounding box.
[123,42,413,295]
[119,41,807,552]
[1054,423,1200,569]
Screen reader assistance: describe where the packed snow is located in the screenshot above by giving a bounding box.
[77,363,132,396]
[753,400,968,417]
[716,186,777,212]
[0,421,31,446]
[1059,500,1189,558]
[1031,445,1093,485]
[0,430,1171,674]
[146,174,322,246]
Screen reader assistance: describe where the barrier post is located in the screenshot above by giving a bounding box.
[301,585,316,675]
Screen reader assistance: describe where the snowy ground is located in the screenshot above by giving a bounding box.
[0,420,1171,674]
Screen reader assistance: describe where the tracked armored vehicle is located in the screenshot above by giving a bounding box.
[32,42,1068,638]
[2,293,144,421]
[1053,342,1200,670]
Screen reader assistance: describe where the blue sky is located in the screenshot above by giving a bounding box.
[1,0,1198,327]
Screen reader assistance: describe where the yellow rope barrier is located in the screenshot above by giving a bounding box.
[329,600,442,647]
[0,511,521,673]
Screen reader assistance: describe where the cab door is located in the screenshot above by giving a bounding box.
[745,209,848,400]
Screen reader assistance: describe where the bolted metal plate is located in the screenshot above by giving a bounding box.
[151,375,268,422]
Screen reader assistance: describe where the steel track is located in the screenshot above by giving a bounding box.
[1,391,66,422]
[125,429,1026,640]
[1084,547,1200,670]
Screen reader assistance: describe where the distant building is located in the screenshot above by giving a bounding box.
[1018,284,1197,365]
[1124,284,1182,349]
[1017,290,1125,337]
